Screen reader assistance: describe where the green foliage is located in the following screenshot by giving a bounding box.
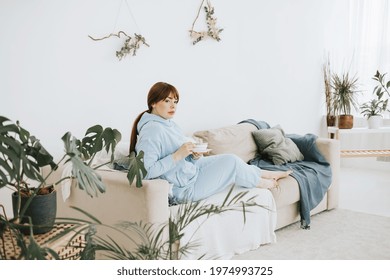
[360,99,388,118]
[1,115,147,225]
[1,175,269,260]
[373,70,390,99]
[0,212,60,260]
[360,71,390,118]
[77,125,122,163]
[53,186,271,260]
[0,117,55,191]
[0,116,148,259]
[62,132,106,197]
[331,72,360,115]
[127,150,147,188]
[0,116,122,197]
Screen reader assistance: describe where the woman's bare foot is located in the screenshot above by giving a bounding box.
[261,170,292,180]
[257,178,278,189]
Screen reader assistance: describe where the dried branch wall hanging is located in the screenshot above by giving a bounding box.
[88,32,149,61]
[88,0,149,61]
[189,0,224,45]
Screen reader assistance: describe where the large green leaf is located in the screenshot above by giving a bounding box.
[79,125,122,162]
[62,132,106,197]
[65,156,106,197]
[79,125,104,160]
[0,123,19,134]
[25,136,56,168]
[101,127,122,161]
[0,117,54,189]
[0,137,22,187]
[127,151,147,188]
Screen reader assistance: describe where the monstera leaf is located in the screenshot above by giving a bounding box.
[78,125,122,163]
[62,132,106,197]
[127,150,147,188]
[0,117,55,189]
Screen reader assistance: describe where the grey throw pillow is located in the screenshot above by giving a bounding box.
[251,125,304,165]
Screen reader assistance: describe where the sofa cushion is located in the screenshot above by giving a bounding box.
[251,126,304,165]
[91,141,130,169]
[193,123,258,163]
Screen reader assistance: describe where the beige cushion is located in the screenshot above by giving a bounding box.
[193,123,258,163]
[251,125,304,165]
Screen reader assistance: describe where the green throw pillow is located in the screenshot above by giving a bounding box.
[251,125,304,165]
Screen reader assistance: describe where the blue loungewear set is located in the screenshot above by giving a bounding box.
[135,113,262,203]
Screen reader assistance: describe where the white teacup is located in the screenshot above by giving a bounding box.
[193,142,208,153]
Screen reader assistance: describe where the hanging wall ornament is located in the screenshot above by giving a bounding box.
[189,0,224,45]
[88,0,149,61]
[89,32,149,61]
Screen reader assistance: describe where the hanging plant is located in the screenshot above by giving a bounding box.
[88,31,149,61]
[189,0,223,45]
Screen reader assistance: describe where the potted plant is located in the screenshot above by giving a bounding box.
[360,99,388,129]
[0,116,145,235]
[323,57,336,126]
[331,72,361,129]
[360,70,390,129]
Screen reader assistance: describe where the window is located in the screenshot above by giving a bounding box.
[348,0,390,108]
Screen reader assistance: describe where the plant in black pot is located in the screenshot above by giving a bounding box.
[331,72,361,129]
[0,116,145,237]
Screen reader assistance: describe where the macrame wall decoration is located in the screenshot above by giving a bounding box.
[88,0,149,61]
[189,0,224,45]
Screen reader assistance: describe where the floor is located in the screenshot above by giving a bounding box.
[338,158,390,218]
[230,159,390,260]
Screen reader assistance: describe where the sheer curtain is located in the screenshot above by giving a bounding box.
[348,0,390,114]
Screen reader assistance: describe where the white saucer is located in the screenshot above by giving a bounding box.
[193,148,212,153]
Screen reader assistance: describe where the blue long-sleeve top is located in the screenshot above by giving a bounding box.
[135,112,198,188]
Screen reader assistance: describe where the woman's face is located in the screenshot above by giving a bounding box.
[151,93,178,119]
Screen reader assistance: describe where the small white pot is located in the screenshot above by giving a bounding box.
[367,115,383,129]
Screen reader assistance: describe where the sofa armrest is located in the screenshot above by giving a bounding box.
[316,138,340,209]
[55,169,171,226]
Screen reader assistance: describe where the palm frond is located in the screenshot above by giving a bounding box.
[46,187,271,260]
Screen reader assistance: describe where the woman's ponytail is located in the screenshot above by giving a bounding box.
[129,110,148,153]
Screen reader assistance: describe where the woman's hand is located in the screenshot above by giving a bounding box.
[191,152,202,160]
[173,142,195,162]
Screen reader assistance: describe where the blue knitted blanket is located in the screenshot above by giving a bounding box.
[241,120,332,229]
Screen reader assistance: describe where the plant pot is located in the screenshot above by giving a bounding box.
[12,186,57,234]
[326,115,336,127]
[367,115,383,129]
[338,115,354,129]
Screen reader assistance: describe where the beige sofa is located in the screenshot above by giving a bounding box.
[48,122,340,259]
[192,123,340,230]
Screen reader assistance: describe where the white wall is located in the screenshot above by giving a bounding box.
[0,0,349,214]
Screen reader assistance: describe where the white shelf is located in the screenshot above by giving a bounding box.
[327,126,390,158]
[338,127,390,134]
[328,126,390,135]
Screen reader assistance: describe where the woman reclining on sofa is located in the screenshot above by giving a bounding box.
[129,81,292,203]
